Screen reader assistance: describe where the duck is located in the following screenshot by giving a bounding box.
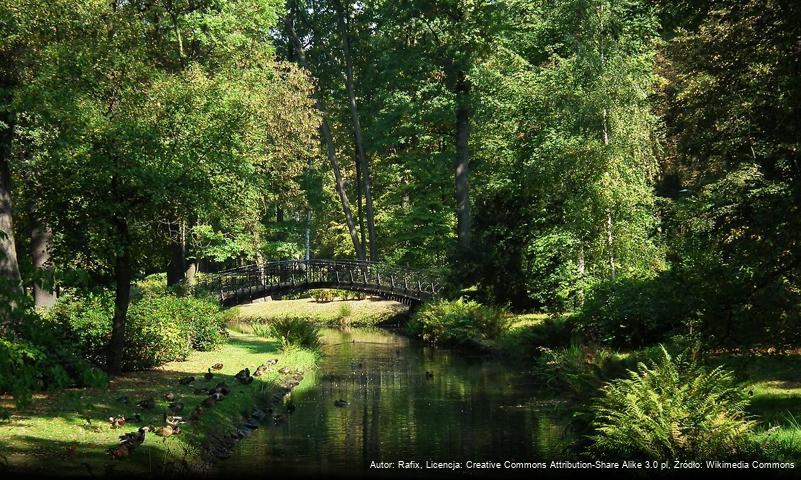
[164,392,176,402]
[334,399,350,408]
[136,398,156,410]
[108,416,126,429]
[108,444,129,459]
[265,358,278,365]
[118,426,150,451]
[163,414,183,427]
[178,376,195,385]
[277,366,291,375]
[241,375,254,385]
[156,425,174,437]
[204,368,214,381]
[211,363,224,371]
[168,401,184,414]
[234,368,250,380]
[253,365,268,377]
[215,382,231,395]
[189,406,203,422]
[128,413,143,424]
[210,392,225,402]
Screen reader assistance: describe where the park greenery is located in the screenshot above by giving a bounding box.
[1,0,801,471]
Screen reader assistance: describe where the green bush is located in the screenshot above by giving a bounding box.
[310,289,335,303]
[407,298,510,349]
[45,291,227,371]
[268,317,321,350]
[500,315,577,357]
[591,346,755,460]
[576,275,686,348]
[45,292,113,366]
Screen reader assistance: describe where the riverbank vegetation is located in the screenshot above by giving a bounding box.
[1,0,800,471]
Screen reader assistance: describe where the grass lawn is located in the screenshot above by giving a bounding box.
[710,354,801,458]
[0,331,317,476]
[231,296,409,328]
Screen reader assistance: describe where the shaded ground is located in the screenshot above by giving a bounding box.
[0,331,317,476]
[232,297,409,328]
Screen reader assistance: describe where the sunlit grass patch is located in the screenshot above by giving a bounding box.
[231,297,408,327]
[0,331,317,475]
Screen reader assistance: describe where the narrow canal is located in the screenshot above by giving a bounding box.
[219,327,572,476]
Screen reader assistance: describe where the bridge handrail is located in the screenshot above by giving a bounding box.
[195,258,445,305]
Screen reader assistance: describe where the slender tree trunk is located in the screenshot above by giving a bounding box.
[576,243,586,305]
[108,217,132,375]
[31,215,56,307]
[606,210,616,280]
[454,73,472,251]
[166,221,185,286]
[0,115,21,296]
[285,12,364,259]
[305,210,311,261]
[355,153,366,250]
[335,0,377,261]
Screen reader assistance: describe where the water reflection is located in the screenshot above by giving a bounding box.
[220,328,571,476]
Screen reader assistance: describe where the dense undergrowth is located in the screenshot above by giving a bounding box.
[0,275,229,407]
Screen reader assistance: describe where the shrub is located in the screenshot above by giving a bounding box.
[310,289,334,303]
[45,291,226,371]
[534,344,630,401]
[591,346,755,460]
[44,292,114,366]
[407,298,510,349]
[268,317,321,350]
[125,297,193,369]
[336,302,353,325]
[500,315,577,357]
[576,275,686,348]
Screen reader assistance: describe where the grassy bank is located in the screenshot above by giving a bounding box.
[0,331,317,476]
[231,297,408,328]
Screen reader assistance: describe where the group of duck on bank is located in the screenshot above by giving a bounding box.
[106,359,305,460]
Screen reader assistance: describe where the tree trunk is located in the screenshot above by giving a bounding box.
[606,210,616,280]
[285,12,365,260]
[185,260,197,286]
[108,218,132,375]
[166,222,185,286]
[454,73,472,251]
[305,210,311,261]
[335,0,378,261]
[31,217,57,307]
[577,243,586,305]
[0,114,21,295]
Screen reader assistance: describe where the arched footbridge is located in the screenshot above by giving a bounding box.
[197,259,444,307]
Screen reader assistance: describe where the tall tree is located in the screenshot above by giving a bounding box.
[284,3,366,259]
[334,0,378,261]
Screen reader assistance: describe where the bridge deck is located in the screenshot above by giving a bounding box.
[197,259,442,307]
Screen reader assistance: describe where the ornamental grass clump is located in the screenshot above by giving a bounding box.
[591,346,755,460]
[269,317,322,351]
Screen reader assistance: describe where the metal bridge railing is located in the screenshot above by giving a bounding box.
[195,259,444,306]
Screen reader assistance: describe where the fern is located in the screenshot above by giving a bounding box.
[591,346,755,459]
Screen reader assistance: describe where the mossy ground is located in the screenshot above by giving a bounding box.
[0,330,317,476]
[231,297,409,328]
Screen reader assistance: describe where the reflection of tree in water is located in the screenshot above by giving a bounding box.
[221,328,573,474]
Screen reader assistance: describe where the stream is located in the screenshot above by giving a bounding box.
[219,327,573,476]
